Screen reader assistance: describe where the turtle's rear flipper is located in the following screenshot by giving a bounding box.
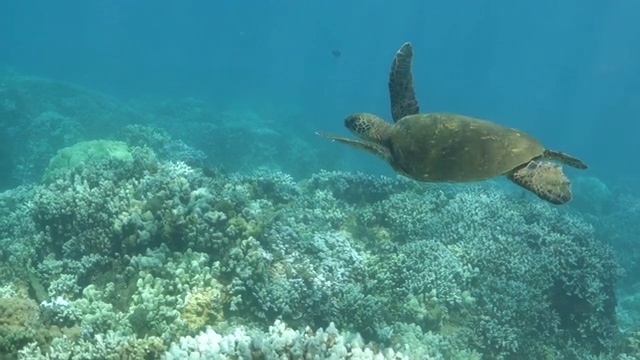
[543,149,588,169]
[507,161,572,205]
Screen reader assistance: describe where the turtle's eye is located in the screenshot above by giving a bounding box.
[344,115,358,131]
[344,114,370,136]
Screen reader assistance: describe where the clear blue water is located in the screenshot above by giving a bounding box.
[1,0,638,183]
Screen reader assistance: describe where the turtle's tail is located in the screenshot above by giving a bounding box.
[543,149,588,170]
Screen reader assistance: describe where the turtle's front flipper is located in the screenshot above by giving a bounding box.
[316,132,392,163]
[507,161,572,205]
[389,42,420,122]
[543,149,588,169]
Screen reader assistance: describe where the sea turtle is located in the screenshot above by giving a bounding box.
[316,42,588,204]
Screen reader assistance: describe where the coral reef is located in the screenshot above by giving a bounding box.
[162,320,460,359]
[0,74,146,186]
[0,297,41,354]
[0,73,328,188]
[0,145,629,359]
[42,140,134,182]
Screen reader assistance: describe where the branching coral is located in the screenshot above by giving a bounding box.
[0,146,627,358]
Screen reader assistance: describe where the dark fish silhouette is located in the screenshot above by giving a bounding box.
[331,49,341,58]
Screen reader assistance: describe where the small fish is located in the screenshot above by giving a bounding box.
[331,49,341,58]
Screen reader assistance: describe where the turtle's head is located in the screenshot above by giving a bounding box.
[316,112,393,164]
[344,113,392,143]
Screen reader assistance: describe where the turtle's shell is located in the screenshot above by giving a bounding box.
[387,113,544,182]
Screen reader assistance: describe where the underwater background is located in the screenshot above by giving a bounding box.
[0,0,639,359]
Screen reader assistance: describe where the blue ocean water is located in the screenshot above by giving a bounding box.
[0,1,639,359]
[2,0,639,182]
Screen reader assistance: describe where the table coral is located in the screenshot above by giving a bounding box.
[41,140,134,183]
